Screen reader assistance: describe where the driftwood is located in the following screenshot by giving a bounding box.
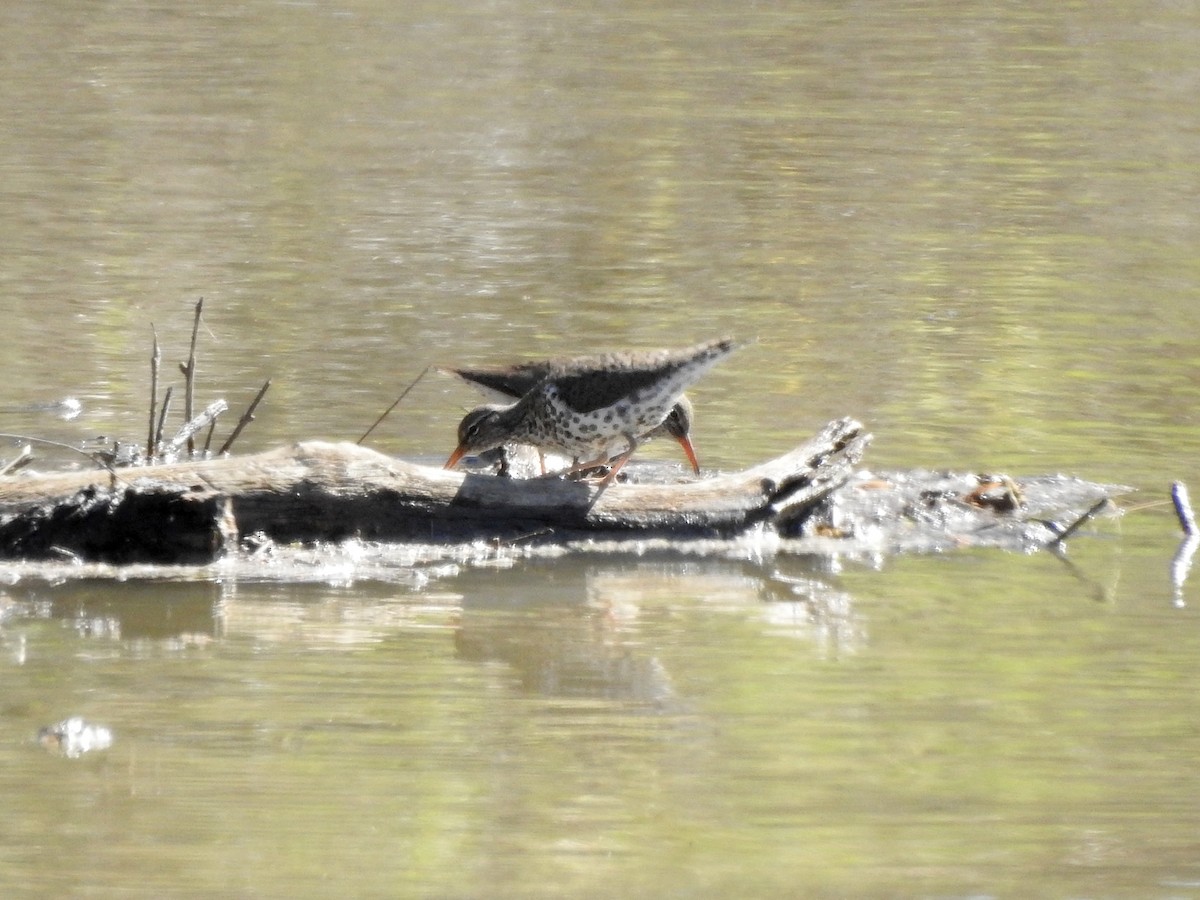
[0,418,869,565]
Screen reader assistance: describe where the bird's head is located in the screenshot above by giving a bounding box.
[444,404,513,469]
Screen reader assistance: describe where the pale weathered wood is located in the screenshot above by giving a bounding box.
[441,416,867,531]
[0,418,869,562]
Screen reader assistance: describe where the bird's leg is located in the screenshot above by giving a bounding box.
[596,433,639,487]
[553,455,610,479]
[551,433,640,483]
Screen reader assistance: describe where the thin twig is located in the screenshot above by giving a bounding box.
[147,324,161,462]
[179,297,203,456]
[155,385,174,456]
[165,399,227,456]
[1118,498,1172,514]
[1045,498,1110,548]
[357,365,430,445]
[490,527,555,548]
[0,444,33,477]
[1171,481,1196,536]
[0,432,123,478]
[218,378,271,456]
[203,418,218,454]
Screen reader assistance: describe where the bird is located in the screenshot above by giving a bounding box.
[439,357,700,474]
[443,337,741,483]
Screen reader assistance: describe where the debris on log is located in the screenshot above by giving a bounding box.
[815,468,1131,555]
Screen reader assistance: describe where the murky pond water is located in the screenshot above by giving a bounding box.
[2,1,1200,896]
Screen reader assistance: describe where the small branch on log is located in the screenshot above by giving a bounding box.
[218,378,271,456]
[0,445,33,477]
[147,324,161,461]
[203,418,218,454]
[0,432,120,475]
[358,366,429,446]
[178,297,203,456]
[155,386,174,453]
[164,399,228,457]
[492,527,555,548]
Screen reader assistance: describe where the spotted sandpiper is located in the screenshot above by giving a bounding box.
[443,337,741,482]
[440,358,700,474]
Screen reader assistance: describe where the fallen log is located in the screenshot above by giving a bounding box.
[0,418,869,564]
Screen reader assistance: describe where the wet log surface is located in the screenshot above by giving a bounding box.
[0,417,1130,566]
[0,418,870,564]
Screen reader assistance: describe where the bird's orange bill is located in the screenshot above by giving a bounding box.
[674,434,701,474]
[444,444,468,470]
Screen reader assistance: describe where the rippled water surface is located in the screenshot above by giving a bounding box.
[2,1,1199,897]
